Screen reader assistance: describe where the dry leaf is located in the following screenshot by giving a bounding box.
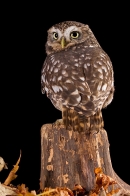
[95,167,117,191]
[90,167,118,196]
[36,187,74,196]
[57,187,74,196]
[106,188,120,196]
[14,184,36,196]
[94,167,103,175]
[73,184,86,196]
[99,187,106,196]
[17,184,28,194]
[0,157,8,172]
[36,188,59,196]
[3,150,22,186]
[31,190,37,195]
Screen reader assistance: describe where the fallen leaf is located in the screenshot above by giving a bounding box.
[57,187,74,196]
[14,184,36,196]
[0,157,8,172]
[3,150,22,186]
[36,187,74,196]
[73,184,86,196]
[36,188,59,196]
[90,167,118,196]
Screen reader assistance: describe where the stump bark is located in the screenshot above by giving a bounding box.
[40,124,130,194]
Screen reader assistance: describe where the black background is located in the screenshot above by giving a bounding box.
[0,2,130,191]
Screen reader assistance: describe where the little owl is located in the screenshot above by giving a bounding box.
[41,21,114,132]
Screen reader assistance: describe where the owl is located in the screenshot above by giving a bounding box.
[41,21,114,132]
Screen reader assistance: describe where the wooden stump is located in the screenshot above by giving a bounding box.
[40,124,130,194]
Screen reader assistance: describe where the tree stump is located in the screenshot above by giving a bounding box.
[40,124,130,194]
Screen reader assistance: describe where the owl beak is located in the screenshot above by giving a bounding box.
[61,37,66,48]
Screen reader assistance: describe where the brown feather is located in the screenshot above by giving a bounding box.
[62,106,104,132]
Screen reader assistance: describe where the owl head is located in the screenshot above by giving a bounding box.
[46,21,100,55]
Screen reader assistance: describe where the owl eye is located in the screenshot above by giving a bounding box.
[53,32,58,40]
[70,31,80,39]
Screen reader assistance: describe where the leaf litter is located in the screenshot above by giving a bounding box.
[0,152,126,196]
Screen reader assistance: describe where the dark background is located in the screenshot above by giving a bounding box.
[1,2,130,191]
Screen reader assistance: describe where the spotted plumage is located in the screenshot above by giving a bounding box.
[41,21,114,132]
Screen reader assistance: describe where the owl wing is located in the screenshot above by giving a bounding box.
[41,46,114,116]
[41,56,63,111]
[75,47,114,116]
[41,60,47,94]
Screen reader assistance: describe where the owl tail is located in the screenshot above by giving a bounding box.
[62,106,104,133]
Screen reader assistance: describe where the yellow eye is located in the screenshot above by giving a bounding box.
[53,32,58,40]
[70,31,80,39]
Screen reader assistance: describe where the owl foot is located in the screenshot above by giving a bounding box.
[90,109,104,134]
[52,119,65,129]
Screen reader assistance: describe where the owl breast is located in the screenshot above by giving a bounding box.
[41,41,114,117]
